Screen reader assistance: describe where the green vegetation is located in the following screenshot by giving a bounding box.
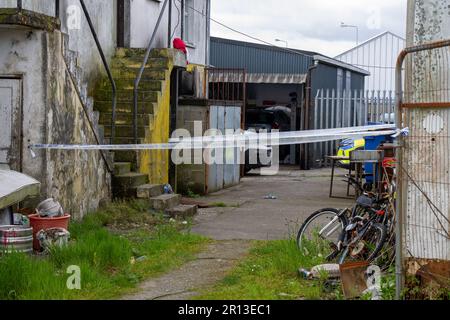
[209,202,240,208]
[0,200,208,300]
[185,188,201,199]
[194,239,336,300]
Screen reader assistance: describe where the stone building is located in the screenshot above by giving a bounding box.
[0,0,211,219]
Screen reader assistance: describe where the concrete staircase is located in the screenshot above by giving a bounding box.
[93,48,169,199]
[93,48,191,215]
[115,163,197,218]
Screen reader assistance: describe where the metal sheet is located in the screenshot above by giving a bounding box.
[0,170,40,209]
[403,108,450,260]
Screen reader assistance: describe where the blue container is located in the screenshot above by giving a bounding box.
[364,123,393,184]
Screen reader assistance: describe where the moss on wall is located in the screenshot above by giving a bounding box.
[0,8,60,31]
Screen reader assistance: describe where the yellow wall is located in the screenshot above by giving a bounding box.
[139,58,206,185]
[139,64,172,184]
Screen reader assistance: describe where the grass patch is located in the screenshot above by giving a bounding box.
[194,239,334,300]
[0,200,208,300]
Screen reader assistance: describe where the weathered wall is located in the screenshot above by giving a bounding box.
[130,0,208,65]
[0,0,117,90]
[407,0,450,46]
[139,69,171,185]
[59,0,117,91]
[0,27,110,219]
[46,30,111,219]
[175,103,208,194]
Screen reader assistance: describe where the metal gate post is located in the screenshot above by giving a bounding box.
[394,49,406,300]
[394,39,450,300]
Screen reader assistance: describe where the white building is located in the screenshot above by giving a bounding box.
[335,31,405,92]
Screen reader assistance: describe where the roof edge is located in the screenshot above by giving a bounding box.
[313,55,371,75]
[334,31,406,58]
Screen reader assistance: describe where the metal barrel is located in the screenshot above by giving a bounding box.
[0,225,33,253]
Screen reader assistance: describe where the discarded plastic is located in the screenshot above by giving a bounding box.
[136,256,148,262]
[36,198,64,218]
[163,184,174,194]
[264,194,277,200]
[37,227,70,251]
[298,268,312,279]
[311,264,341,279]
[13,213,30,227]
[299,264,341,280]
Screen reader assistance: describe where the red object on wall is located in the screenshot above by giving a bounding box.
[173,38,187,54]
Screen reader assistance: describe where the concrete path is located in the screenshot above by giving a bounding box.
[192,167,354,240]
[122,167,353,300]
[122,240,252,300]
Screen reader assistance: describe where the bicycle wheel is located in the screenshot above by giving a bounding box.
[297,208,348,259]
[339,222,387,264]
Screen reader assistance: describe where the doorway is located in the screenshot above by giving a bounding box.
[0,78,22,171]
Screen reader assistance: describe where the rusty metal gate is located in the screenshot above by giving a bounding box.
[395,39,450,297]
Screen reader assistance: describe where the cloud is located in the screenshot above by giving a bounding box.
[211,0,407,56]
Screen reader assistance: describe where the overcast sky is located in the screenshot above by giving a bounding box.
[210,0,408,57]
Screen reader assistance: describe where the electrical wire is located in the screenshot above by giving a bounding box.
[171,0,181,40]
[176,0,311,59]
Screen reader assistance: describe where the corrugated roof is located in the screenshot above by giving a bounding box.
[210,37,314,75]
[210,37,369,76]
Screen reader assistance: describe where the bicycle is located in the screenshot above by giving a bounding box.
[297,180,395,267]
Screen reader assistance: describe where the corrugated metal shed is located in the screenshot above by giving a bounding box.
[210,37,314,75]
[335,31,405,92]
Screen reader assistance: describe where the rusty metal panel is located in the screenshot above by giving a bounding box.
[399,43,450,261]
[403,108,450,260]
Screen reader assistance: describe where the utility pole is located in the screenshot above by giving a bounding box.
[340,22,359,45]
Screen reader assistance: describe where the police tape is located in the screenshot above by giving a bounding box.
[29,125,407,156]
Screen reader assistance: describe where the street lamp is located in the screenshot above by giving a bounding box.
[275,38,288,48]
[340,22,359,45]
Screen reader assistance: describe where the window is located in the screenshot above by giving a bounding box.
[337,68,344,93]
[184,0,195,46]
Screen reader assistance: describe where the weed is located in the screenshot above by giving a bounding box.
[0,201,208,300]
[194,239,327,300]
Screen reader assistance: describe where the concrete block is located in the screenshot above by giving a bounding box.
[165,205,198,219]
[149,194,181,211]
[113,162,131,175]
[136,184,164,199]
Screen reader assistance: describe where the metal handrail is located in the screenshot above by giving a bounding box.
[79,0,117,145]
[133,0,170,143]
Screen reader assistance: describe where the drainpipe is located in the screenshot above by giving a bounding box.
[181,0,185,39]
[168,0,172,47]
[205,0,211,66]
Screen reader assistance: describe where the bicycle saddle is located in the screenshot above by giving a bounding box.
[356,195,374,208]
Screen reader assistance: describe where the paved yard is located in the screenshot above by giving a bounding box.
[192,166,354,240]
